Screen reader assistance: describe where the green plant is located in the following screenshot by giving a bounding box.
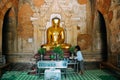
[53,46,64,54]
[53,46,64,59]
[69,46,75,54]
[38,48,46,55]
[50,54,55,60]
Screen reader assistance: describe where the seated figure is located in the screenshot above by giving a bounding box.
[41,17,71,50]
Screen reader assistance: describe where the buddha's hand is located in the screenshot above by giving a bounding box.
[53,42,58,45]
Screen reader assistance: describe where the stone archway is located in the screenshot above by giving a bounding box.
[95,0,111,62]
[0,0,15,61]
[93,10,108,62]
[98,11,108,61]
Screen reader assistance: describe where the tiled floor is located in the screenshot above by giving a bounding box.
[1,69,119,80]
[1,62,120,80]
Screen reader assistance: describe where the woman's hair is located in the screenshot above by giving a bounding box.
[75,45,81,51]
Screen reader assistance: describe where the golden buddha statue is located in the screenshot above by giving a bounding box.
[41,17,71,50]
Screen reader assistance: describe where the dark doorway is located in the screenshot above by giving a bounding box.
[2,8,11,62]
[98,11,108,61]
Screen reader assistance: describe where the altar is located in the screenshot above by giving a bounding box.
[43,49,70,60]
[37,59,78,80]
[37,60,67,79]
[34,15,78,80]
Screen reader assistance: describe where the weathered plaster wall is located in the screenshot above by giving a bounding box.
[0,0,18,62]
[78,0,87,4]
[14,0,104,62]
[0,0,120,64]
[18,3,33,52]
[96,0,120,66]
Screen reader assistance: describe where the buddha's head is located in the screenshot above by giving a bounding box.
[52,17,60,26]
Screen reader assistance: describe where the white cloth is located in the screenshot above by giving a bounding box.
[74,51,83,61]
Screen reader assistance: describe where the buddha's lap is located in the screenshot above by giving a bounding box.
[41,43,70,49]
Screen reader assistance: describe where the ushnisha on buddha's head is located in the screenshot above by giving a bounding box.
[52,17,60,26]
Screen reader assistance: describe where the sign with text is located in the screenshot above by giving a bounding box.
[37,61,68,68]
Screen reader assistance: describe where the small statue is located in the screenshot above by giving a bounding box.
[41,17,71,50]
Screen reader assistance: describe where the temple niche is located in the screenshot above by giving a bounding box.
[30,0,87,53]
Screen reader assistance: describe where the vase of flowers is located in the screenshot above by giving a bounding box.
[53,46,64,60]
[38,48,46,60]
[69,46,75,59]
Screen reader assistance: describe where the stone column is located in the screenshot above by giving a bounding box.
[40,29,46,45]
[0,19,3,57]
[33,25,38,54]
[18,37,23,52]
[0,27,2,57]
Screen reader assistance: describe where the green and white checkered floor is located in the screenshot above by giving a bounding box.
[1,69,119,80]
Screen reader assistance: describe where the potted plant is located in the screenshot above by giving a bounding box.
[69,46,75,59]
[49,54,55,60]
[53,46,64,60]
[38,48,46,60]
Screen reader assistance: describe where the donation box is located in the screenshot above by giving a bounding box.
[44,69,61,80]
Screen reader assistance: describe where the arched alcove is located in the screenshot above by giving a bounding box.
[2,8,17,63]
[2,8,11,62]
[98,11,108,61]
[2,8,11,53]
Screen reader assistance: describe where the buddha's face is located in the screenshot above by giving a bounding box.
[54,19,59,24]
[52,18,60,26]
